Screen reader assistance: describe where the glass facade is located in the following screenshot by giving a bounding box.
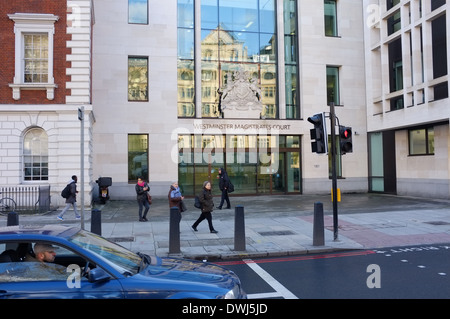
[177,0,279,118]
[178,135,301,196]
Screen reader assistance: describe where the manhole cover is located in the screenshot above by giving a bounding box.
[258,230,295,236]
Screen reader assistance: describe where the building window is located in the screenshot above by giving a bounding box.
[284,0,300,119]
[24,34,49,83]
[129,0,148,24]
[128,57,148,101]
[177,0,195,117]
[326,66,340,105]
[324,0,338,37]
[8,13,58,101]
[409,127,434,155]
[23,128,48,181]
[387,10,401,36]
[128,135,148,182]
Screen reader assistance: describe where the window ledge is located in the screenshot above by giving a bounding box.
[9,83,58,101]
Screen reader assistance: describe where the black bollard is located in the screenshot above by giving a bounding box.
[7,211,19,226]
[313,202,325,246]
[91,208,102,236]
[234,205,246,251]
[169,207,181,254]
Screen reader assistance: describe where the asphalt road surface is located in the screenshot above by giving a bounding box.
[216,243,450,299]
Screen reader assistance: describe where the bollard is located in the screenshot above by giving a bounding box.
[313,202,325,246]
[169,207,181,254]
[7,211,19,226]
[91,208,102,236]
[234,205,246,251]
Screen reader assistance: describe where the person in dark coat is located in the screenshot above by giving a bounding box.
[192,181,218,233]
[135,176,150,221]
[57,175,80,220]
[217,168,231,209]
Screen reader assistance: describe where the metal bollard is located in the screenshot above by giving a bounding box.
[91,208,102,236]
[313,202,325,246]
[169,207,181,254]
[234,205,246,251]
[7,211,19,226]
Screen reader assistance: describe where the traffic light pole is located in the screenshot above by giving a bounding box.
[329,102,339,241]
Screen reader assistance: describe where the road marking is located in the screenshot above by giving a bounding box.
[243,259,298,299]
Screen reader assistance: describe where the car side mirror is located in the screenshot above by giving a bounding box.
[88,268,111,283]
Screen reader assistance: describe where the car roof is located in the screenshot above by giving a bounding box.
[0,225,79,240]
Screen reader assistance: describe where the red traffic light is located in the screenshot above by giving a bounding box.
[340,127,352,139]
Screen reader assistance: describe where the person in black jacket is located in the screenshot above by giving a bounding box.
[57,175,80,221]
[135,177,150,221]
[217,168,231,209]
[192,181,218,233]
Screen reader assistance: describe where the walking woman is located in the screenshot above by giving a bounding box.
[192,181,218,233]
[135,177,150,221]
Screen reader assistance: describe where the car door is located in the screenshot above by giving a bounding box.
[0,261,125,299]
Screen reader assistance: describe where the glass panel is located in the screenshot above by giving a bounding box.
[285,64,298,118]
[327,66,339,105]
[409,129,426,155]
[178,60,195,117]
[219,31,260,63]
[128,134,148,182]
[369,132,384,192]
[260,33,276,62]
[261,63,277,119]
[178,29,194,60]
[219,0,258,33]
[178,0,194,28]
[428,127,435,154]
[286,152,300,192]
[201,0,219,30]
[259,0,276,33]
[324,0,337,37]
[128,57,148,101]
[23,128,48,181]
[129,0,148,24]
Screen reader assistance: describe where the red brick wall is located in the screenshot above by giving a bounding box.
[0,0,71,104]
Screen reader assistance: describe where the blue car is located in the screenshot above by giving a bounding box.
[0,225,246,299]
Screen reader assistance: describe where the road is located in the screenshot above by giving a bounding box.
[216,244,450,299]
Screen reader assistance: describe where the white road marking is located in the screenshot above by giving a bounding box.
[243,259,298,299]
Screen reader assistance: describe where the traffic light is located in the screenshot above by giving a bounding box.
[339,126,353,154]
[308,113,328,154]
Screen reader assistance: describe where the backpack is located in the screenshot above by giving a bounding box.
[194,195,202,209]
[227,181,234,193]
[61,183,72,199]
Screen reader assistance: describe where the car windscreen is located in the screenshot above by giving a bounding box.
[68,230,141,276]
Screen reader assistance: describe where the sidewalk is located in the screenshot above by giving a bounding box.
[2,193,450,260]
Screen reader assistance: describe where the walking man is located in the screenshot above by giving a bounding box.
[58,175,80,220]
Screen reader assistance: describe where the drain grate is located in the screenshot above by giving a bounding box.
[107,236,135,243]
[424,221,450,226]
[258,230,295,236]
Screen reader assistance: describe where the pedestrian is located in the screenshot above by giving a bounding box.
[57,175,80,220]
[192,181,218,233]
[217,167,231,209]
[135,176,150,221]
[168,181,186,216]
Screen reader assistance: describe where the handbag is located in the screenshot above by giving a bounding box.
[180,200,187,212]
[146,192,152,205]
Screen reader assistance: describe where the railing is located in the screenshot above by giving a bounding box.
[0,185,51,214]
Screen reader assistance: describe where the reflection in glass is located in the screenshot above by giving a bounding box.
[128,134,148,182]
[128,0,148,24]
[128,57,148,101]
[23,128,48,181]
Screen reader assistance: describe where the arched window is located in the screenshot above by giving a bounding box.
[23,128,48,181]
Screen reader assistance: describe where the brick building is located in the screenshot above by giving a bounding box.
[0,0,94,208]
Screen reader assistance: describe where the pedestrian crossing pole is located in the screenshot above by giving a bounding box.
[329,102,339,241]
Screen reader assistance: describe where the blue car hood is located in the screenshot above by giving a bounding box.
[138,256,235,286]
